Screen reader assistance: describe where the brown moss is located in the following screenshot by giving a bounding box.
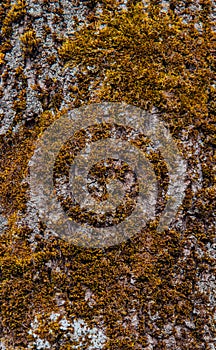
[46,54,57,65]
[0,0,215,348]
[12,89,27,112]
[1,0,26,38]
[0,52,5,65]
[20,29,41,57]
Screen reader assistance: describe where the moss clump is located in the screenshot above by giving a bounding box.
[20,29,41,57]
[59,1,215,140]
[1,0,26,38]
[12,89,27,112]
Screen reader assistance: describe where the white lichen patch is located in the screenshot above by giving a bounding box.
[27,312,107,349]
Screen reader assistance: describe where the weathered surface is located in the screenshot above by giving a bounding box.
[0,0,215,349]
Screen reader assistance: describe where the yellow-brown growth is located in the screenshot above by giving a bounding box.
[0,0,215,348]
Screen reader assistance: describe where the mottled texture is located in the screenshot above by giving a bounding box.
[0,0,215,349]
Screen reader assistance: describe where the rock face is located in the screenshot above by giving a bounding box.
[0,1,215,349]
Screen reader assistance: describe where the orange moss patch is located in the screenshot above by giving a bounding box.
[0,0,215,348]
